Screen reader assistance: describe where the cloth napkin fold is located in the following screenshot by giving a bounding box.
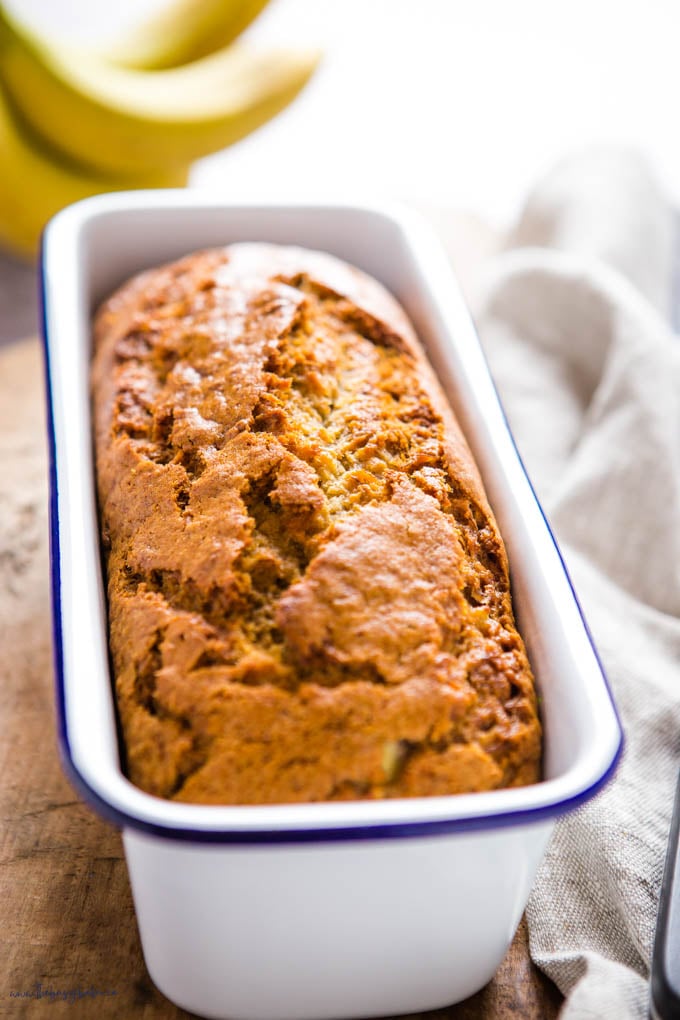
[471,148,680,1019]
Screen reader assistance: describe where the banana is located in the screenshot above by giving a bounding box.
[102,0,273,71]
[0,5,319,178]
[0,84,189,259]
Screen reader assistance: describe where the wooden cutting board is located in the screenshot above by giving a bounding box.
[0,214,563,1019]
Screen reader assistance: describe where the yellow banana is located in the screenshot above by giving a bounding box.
[0,84,189,260]
[102,0,273,70]
[0,5,319,178]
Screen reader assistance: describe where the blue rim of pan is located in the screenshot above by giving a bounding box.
[38,217,625,846]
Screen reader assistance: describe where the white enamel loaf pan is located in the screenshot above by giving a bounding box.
[41,193,622,1020]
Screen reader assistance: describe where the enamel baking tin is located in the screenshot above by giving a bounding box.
[41,194,622,1020]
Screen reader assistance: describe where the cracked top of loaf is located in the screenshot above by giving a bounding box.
[91,242,541,804]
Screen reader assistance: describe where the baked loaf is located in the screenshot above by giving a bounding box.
[92,243,541,804]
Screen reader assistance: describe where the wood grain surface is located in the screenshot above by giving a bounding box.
[0,217,562,1019]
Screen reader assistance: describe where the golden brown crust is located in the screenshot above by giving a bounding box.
[92,243,541,804]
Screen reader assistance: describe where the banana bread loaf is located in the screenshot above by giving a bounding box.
[92,242,541,804]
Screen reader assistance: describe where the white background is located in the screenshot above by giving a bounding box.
[6,0,680,229]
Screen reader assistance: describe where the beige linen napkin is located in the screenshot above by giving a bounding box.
[470,148,680,1019]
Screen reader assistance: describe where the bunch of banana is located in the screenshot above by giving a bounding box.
[0,0,319,258]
